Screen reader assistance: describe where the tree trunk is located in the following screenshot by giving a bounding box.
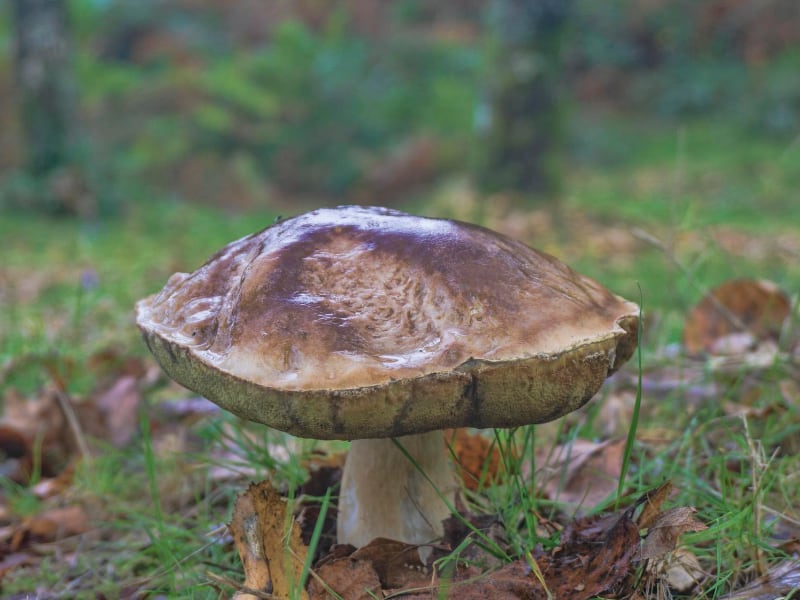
[12,0,75,180]
[478,0,571,202]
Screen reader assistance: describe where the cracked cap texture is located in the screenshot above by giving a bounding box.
[136,205,639,440]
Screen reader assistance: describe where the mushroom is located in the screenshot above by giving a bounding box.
[135,205,639,548]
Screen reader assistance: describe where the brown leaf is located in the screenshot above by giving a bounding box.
[444,507,641,600]
[229,490,270,598]
[228,481,310,600]
[437,506,643,600]
[9,505,91,550]
[93,375,142,447]
[1,388,70,478]
[445,428,504,491]
[636,480,674,530]
[350,537,433,589]
[537,439,625,511]
[307,557,382,600]
[447,560,551,600]
[779,378,800,405]
[720,560,800,599]
[683,279,790,356]
[550,505,641,598]
[639,506,707,560]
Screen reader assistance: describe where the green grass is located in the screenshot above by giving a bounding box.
[1,116,799,597]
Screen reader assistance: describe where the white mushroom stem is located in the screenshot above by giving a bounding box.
[337,430,457,548]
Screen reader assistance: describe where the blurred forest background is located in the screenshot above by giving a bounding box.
[2,1,800,597]
[3,0,799,216]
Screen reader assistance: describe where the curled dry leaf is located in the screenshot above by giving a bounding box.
[636,480,674,530]
[551,504,641,597]
[683,279,790,356]
[640,503,708,596]
[228,481,310,600]
[640,506,708,560]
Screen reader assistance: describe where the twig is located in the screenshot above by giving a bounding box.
[53,385,93,469]
[631,227,750,333]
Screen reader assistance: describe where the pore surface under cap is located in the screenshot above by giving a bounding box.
[136,205,639,439]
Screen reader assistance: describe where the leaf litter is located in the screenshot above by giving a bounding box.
[1,278,798,596]
[228,481,310,600]
[226,455,709,599]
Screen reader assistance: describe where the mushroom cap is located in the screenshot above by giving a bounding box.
[136,206,639,440]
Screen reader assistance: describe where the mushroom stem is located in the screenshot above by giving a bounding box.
[337,430,457,548]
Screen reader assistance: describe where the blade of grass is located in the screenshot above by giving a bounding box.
[296,487,332,597]
[617,286,644,507]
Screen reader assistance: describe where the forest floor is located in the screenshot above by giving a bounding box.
[1,117,799,598]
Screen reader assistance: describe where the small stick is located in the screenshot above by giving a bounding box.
[53,385,94,469]
[631,227,750,333]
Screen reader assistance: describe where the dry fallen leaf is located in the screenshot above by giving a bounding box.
[720,560,800,599]
[228,481,310,600]
[565,505,641,597]
[683,279,790,356]
[307,556,381,600]
[1,387,71,479]
[536,438,625,511]
[640,506,708,560]
[93,375,142,447]
[228,490,270,598]
[350,537,433,589]
[458,503,642,600]
[445,428,504,491]
[304,481,704,599]
[637,480,675,530]
[7,505,91,551]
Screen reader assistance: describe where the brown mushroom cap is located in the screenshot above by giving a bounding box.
[136,205,639,440]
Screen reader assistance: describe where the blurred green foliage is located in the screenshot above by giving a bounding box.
[1,0,798,206]
[570,0,800,134]
[80,7,481,198]
[181,18,479,194]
